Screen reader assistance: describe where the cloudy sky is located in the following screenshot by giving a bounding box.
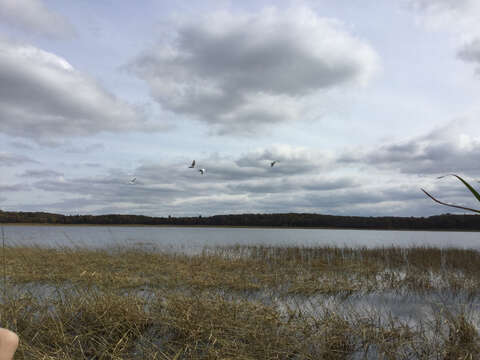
[1,0,480,217]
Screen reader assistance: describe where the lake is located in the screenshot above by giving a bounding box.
[4,224,480,355]
[2,225,480,253]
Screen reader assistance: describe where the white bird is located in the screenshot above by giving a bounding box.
[198,168,206,175]
[189,160,196,168]
[270,160,278,167]
[128,177,136,184]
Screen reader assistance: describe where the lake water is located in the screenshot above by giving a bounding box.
[2,225,480,253]
[4,224,480,345]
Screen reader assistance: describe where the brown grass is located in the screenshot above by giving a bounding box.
[0,245,479,359]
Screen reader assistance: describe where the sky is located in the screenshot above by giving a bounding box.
[1,0,480,217]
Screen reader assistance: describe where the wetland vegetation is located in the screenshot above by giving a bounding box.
[1,244,480,359]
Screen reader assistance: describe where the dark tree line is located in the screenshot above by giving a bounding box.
[1,210,480,230]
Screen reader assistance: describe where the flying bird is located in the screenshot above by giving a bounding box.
[189,160,196,168]
[198,168,206,175]
[270,161,278,167]
[128,177,136,184]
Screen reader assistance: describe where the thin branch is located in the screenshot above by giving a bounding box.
[421,189,480,214]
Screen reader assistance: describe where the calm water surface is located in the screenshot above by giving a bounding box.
[2,225,480,253]
[4,225,480,337]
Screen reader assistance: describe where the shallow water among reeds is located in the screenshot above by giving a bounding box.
[1,243,480,358]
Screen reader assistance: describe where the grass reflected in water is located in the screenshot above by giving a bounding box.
[1,245,480,359]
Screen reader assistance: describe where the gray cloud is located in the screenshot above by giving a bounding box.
[0,184,30,192]
[338,122,480,176]
[227,176,357,195]
[0,152,38,166]
[9,140,35,150]
[21,145,352,215]
[15,143,427,217]
[406,0,471,11]
[458,38,480,73]
[16,159,469,217]
[9,134,478,217]
[14,197,100,214]
[234,146,327,177]
[64,143,105,154]
[20,169,64,178]
[0,0,75,38]
[82,163,102,168]
[0,39,161,144]
[129,7,378,135]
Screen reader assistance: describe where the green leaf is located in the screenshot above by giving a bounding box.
[438,174,480,203]
[421,188,480,214]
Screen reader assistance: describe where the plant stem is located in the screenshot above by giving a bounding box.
[1,225,6,299]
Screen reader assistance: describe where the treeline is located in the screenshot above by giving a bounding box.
[2,210,480,230]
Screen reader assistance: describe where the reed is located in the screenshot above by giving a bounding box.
[1,226,6,299]
[1,244,479,358]
[422,173,480,213]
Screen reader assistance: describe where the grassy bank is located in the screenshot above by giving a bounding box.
[1,245,480,358]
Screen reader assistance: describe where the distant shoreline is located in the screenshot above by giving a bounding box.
[2,211,480,232]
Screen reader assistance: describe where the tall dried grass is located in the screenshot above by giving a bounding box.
[0,244,479,359]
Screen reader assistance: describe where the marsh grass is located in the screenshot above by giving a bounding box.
[1,245,480,359]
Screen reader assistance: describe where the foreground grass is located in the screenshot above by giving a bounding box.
[1,245,480,358]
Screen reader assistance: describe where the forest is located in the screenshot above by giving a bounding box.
[1,210,480,230]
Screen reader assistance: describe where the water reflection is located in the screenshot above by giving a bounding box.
[4,224,480,355]
[3,225,480,253]
[7,281,479,335]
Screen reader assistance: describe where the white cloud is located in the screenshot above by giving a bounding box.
[130,6,379,135]
[0,0,75,38]
[0,39,161,144]
[406,0,476,33]
[406,0,480,72]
